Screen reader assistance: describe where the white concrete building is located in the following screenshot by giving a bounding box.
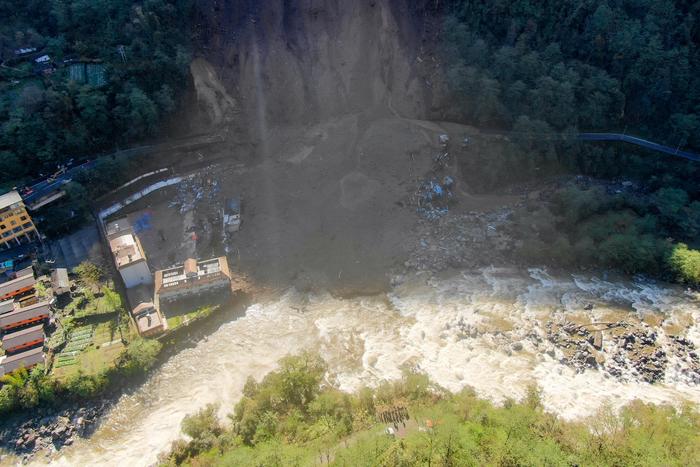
[109,233,152,288]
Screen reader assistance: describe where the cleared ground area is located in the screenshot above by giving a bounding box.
[112,113,516,296]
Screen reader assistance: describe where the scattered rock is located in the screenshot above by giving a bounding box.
[591,330,603,350]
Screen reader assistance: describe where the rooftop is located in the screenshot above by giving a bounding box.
[3,300,49,316]
[0,346,43,370]
[132,301,156,316]
[1,323,43,344]
[109,234,145,268]
[0,268,36,298]
[51,268,70,288]
[0,299,14,315]
[133,305,166,336]
[156,257,230,293]
[0,191,22,210]
[106,217,132,239]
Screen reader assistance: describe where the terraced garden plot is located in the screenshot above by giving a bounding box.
[53,325,95,370]
[51,320,129,379]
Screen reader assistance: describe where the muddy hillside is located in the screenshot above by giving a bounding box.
[191,0,448,129]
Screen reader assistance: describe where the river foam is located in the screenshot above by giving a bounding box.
[47,268,700,466]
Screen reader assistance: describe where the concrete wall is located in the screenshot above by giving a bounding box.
[159,278,230,302]
[120,261,153,288]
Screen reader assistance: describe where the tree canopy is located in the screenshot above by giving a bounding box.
[0,0,193,188]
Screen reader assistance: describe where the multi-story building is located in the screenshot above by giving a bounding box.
[0,191,39,251]
[154,257,232,306]
[107,218,152,289]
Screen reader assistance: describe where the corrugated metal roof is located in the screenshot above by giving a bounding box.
[0,346,44,375]
[0,299,14,315]
[0,274,36,298]
[2,324,44,347]
[51,268,70,288]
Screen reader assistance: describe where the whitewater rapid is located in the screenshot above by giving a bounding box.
[46,268,700,466]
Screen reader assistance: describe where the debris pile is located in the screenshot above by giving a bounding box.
[411,133,458,220]
[415,177,453,220]
[169,169,221,215]
[546,321,610,373]
[404,209,513,272]
[666,336,700,385]
[607,329,670,384]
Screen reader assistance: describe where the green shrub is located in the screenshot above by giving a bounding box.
[117,338,162,376]
[164,355,700,466]
[669,243,700,285]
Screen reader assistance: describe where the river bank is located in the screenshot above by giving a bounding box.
[0,293,253,464]
[18,264,694,466]
[3,190,700,465]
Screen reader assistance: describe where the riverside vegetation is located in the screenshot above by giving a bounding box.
[0,338,161,416]
[0,261,163,417]
[160,353,700,466]
[442,0,700,285]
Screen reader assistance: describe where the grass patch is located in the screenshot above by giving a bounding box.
[77,342,125,376]
[165,306,214,331]
[51,317,129,380]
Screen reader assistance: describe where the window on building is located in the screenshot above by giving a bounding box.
[10,220,16,226]
[0,224,5,230]
[2,232,11,238]
[21,222,32,230]
[20,216,27,221]
[12,226,22,233]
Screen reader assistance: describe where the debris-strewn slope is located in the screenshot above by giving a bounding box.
[192,0,448,129]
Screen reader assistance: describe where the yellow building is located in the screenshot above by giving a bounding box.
[0,191,39,250]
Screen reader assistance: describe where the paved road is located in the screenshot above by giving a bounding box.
[20,131,227,205]
[578,133,700,162]
[20,128,698,207]
[477,129,699,163]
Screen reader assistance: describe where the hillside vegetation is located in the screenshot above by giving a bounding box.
[160,353,700,466]
[444,0,699,152]
[442,1,700,283]
[0,0,192,187]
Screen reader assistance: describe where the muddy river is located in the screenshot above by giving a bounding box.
[45,268,700,466]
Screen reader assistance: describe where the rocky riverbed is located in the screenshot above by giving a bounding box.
[397,203,700,391]
[546,318,700,384]
[0,400,109,464]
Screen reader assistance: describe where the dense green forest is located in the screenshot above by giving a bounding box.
[444,0,699,149]
[443,0,700,284]
[0,0,192,187]
[159,353,700,466]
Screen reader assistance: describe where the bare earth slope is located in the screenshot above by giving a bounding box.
[192,0,447,128]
